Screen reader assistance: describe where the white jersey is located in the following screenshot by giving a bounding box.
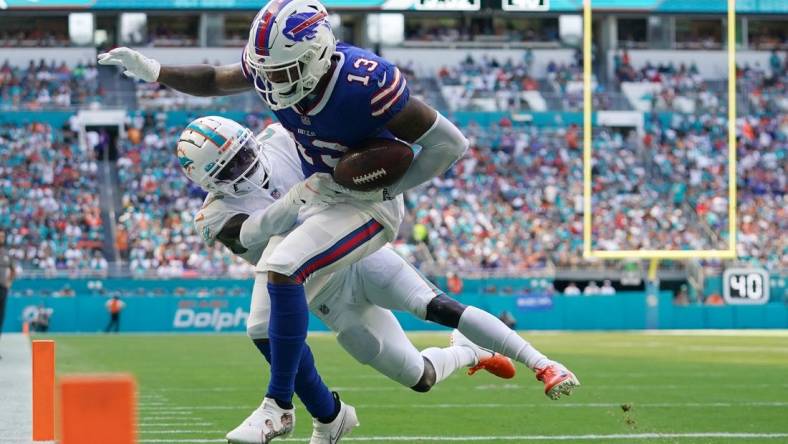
[194,123,304,262]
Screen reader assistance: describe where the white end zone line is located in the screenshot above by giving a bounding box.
[139,432,788,443]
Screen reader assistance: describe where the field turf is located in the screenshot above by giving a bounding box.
[45,332,788,443]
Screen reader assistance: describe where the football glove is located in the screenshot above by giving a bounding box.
[322,179,395,202]
[97,47,161,82]
[284,173,347,207]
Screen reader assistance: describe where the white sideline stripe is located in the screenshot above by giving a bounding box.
[140,441,225,443]
[639,329,788,337]
[138,433,788,443]
[137,401,788,411]
[354,401,788,409]
[592,342,788,353]
[0,334,33,442]
[139,430,226,434]
[139,423,214,427]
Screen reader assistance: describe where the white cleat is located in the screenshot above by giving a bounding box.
[226,397,295,444]
[310,394,359,444]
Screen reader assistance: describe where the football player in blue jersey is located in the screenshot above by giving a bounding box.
[98,1,486,441]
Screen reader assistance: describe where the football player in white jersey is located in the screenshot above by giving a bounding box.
[177,116,580,443]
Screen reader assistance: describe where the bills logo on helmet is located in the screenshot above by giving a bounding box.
[284,10,329,42]
[253,0,296,56]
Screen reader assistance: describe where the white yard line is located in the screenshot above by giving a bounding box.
[136,401,788,411]
[139,422,215,427]
[0,334,32,442]
[143,382,788,396]
[138,432,788,443]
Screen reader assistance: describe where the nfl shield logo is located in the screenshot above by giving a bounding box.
[271,189,281,199]
[301,115,311,125]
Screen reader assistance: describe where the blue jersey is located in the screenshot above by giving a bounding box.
[241,42,410,177]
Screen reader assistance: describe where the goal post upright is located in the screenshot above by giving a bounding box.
[582,0,738,262]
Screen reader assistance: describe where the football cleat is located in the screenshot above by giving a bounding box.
[535,362,580,400]
[226,397,295,444]
[451,330,516,379]
[309,393,360,444]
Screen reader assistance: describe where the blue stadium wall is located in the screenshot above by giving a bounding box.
[4,279,786,333]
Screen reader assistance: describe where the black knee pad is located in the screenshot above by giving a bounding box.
[411,357,436,393]
[425,295,467,328]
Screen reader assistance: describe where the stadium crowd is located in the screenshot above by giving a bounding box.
[435,53,619,112]
[437,53,540,111]
[0,31,71,48]
[0,121,105,273]
[0,59,101,109]
[591,115,729,252]
[613,50,724,113]
[0,50,784,276]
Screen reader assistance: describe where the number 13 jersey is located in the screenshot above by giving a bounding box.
[241,42,411,177]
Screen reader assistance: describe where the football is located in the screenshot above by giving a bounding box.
[333,138,414,191]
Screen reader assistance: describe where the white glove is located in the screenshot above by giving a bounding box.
[284,173,347,207]
[322,179,394,202]
[97,47,161,82]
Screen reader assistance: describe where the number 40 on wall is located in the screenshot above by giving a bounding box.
[723,268,770,305]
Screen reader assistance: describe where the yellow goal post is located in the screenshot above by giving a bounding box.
[582,0,738,260]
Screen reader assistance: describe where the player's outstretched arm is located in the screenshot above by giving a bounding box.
[384,97,469,196]
[97,47,251,96]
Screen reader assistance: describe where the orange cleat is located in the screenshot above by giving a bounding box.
[535,363,580,400]
[467,353,516,379]
[450,330,517,379]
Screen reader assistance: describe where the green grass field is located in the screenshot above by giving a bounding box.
[45,332,788,444]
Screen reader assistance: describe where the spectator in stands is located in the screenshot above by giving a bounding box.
[564,282,581,296]
[0,121,104,273]
[437,55,536,111]
[600,280,616,295]
[0,59,101,109]
[583,281,601,296]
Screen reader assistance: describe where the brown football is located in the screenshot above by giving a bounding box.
[333,138,414,191]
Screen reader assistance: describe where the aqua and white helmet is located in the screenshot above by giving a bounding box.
[244,0,336,110]
[176,116,269,197]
